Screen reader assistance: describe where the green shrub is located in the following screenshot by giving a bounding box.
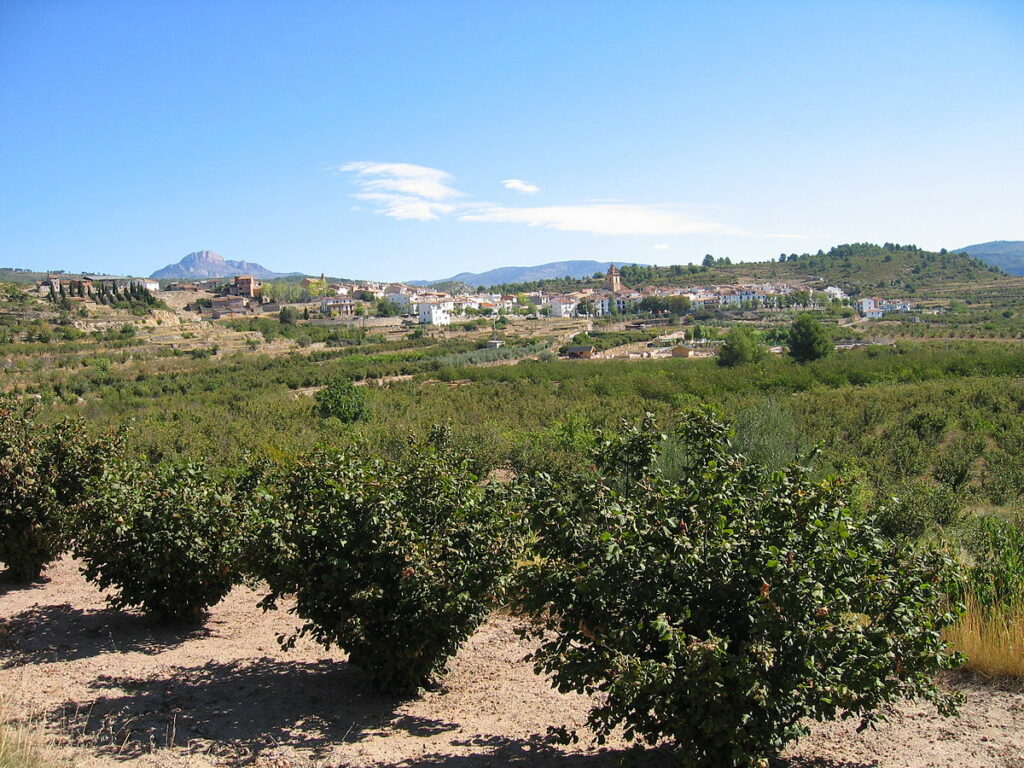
[0,399,116,581]
[876,480,965,539]
[518,409,963,767]
[314,378,367,423]
[717,325,766,367]
[956,514,1024,613]
[253,431,525,691]
[788,313,832,362]
[74,460,246,623]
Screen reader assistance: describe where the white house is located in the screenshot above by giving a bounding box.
[131,278,160,293]
[321,296,354,316]
[549,297,579,317]
[824,285,848,301]
[595,293,640,315]
[419,302,451,325]
[856,297,876,314]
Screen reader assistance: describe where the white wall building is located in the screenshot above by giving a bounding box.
[131,278,161,293]
[419,302,452,325]
[824,285,848,300]
[549,297,578,317]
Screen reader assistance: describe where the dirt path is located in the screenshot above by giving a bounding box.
[1,559,1021,768]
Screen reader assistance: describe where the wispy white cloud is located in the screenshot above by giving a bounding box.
[458,204,733,236]
[653,243,670,251]
[336,161,778,237]
[334,161,464,221]
[501,178,539,194]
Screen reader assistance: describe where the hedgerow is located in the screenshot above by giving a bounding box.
[517,408,964,767]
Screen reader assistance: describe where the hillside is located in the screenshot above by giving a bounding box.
[421,260,648,288]
[482,243,1019,299]
[150,250,298,279]
[955,241,1024,276]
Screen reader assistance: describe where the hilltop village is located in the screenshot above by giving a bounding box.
[32,264,909,326]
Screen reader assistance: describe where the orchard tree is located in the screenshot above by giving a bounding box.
[252,430,526,691]
[518,409,963,767]
[717,324,766,367]
[315,378,368,423]
[75,459,250,623]
[788,313,832,362]
[0,399,119,581]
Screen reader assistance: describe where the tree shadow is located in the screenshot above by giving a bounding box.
[365,736,680,767]
[0,569,50,595]
[43,651,887,768]
[383,738,880,768]
[773,760,879,768]
[0,603,208,666]
[51,656,458,761]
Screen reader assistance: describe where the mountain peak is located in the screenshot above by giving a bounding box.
[150,251,292,279]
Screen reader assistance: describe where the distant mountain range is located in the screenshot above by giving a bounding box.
[955,241,1024,276]
[416,260,646,288]
[150,251,299,280]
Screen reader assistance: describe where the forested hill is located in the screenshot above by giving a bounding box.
[955,241,1024,276]
[484,243,1015,297]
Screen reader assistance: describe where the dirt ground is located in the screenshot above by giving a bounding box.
[1,558,1021,768]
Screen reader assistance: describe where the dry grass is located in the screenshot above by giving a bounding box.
[0,696,64,768]
[946,598,1024,679]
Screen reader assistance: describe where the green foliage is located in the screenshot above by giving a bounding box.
[518,409,963,766]
[253,432,525,691]
[562,329,661,354]
[955,515,1024,615]
[729,397,803,471]
[374,298,401,317]
[0,399,115,580]
[315,378,368,422]
[874,480,964,539]
[717,324,767,367]
[74,459,246,623]
[788,313,833,363]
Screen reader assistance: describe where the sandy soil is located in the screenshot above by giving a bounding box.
[1,558,1021,768]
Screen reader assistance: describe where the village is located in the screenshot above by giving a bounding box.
[31,264,912,328]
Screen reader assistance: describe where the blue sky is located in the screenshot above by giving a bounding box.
[1,1,1021,281]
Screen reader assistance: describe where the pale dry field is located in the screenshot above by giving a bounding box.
[1,558,1021,768]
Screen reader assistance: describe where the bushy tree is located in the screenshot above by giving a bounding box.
[0,399,117,581]
[74,460,247,623]
[315,378,367,422]
[518,409,963,767]
[788,313,832,362]
[717,325,766,367]
[374,298,400,317]
[252,431,525,691]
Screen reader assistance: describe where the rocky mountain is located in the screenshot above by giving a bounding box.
[150,251,295,279]
[417,260,646,288]
[955,241,1024,276]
